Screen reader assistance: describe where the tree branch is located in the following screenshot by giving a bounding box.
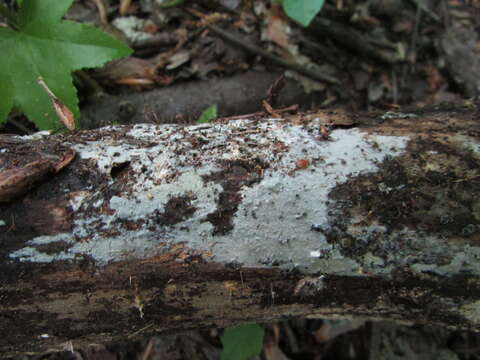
[1,107,479,356]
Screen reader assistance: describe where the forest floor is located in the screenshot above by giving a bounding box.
[3,0,480,359]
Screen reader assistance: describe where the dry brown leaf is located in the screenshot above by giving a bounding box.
[265,3,290,48]
[37,77,76,130]
[262,100,281,118]
[97,57,155,81]
[223,281,240,293]
[51,98,76,130]
[424,64,444,91]
[53,148,76,173]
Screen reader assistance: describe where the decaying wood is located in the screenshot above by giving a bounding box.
[1,107,480,356]
[79,71,311,129]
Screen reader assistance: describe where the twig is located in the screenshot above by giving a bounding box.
[408,0,441,23]
[119,0,132,16]
[141,338,154,360]
[128,323,154,338]
[217,104,298,122]
[91,0,108,25]
[308,18,402,64]
[207,24,340,85]
[183,7,340,84]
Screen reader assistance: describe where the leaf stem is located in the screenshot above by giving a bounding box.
[0,3,18,30]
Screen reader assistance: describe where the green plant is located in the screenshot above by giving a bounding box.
[220,323,264,360]
[0,0,132,130]
[280,0,325,27]
[196,104,218,124]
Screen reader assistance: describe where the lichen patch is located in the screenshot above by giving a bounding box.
[7,120,416,277]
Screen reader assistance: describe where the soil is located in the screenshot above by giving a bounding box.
[2,0,480,359]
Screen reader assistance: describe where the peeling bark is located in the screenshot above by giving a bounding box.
[1,107,480,356]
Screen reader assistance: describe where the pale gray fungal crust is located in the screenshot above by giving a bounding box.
[7,117,480,281]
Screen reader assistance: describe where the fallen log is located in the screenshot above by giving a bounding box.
[0,107,479,356]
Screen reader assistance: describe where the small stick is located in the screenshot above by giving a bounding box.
[207,23,341,85]
[217,104,298,122]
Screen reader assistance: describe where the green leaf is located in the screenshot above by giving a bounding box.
[0,0,132,130]
[196,104,218,124]
[220,324,264,360]
[281,0,325,27]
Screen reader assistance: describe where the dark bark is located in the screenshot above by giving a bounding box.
[1,106,480,356]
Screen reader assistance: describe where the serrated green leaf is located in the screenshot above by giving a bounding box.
[0,0,132,130]
[196,104,217,124]
[220,324,264,360]
[282,0,325,27]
